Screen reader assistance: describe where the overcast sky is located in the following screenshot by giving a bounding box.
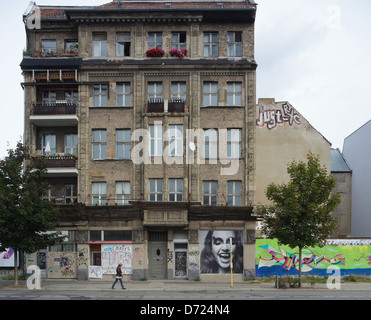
[1,0,370,159]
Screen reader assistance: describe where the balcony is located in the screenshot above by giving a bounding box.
[30,102,78,127]
[32,155,78,177]
[146,99,186,113]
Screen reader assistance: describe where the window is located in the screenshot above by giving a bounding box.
[203,33,218,57]
[117,83,131,107]
[92,182,107,205]
[65,40,78,53]
[227,82,242,106]
[116,129,131,159]
[65,184,77,204]
[148,82,162,102]
[93,33,107,57]
[149,179,163,201]
[65,90,78,106]
[43,186,55,202]
[150,123,163,156]
[203,129,218,160]
[65,134,78,155]
[203,82,218,106]
[42,134,56,155]
[227,129,241,159]
[116,32,131,56]
[93,84,108,107]
[227,32,242,57]
[227,181,242,206]
[90,230,132,242]
[203,181,217,205]
[92,129,107,160]
[42,91,56,104]
[148,32,162,50]
[116,181,130,205]
[171,82,186,101]
[42,40,56,54]
[169,179,183,201]
[171,32,186,50]
[169,125,183,157]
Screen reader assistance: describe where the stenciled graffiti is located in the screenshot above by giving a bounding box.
[256,102,302,130]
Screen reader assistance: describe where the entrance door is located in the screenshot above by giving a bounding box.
[148,232,167,279]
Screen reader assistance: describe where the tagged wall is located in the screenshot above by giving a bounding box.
[256,239,371,277]
[47,252,77,279]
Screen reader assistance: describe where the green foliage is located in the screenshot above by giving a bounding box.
[0,142,65,254]
[257,153,341,250]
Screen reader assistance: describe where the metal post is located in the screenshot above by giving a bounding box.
[230,237,233,288]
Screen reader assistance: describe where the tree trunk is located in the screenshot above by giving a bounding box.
[13,249,18,286]
[298,246,302,288]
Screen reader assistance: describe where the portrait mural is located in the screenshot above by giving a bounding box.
[200,230,244,274]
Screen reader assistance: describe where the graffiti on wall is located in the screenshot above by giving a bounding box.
[256,102,302,130]
[47,252,76,278]
[89,265,103,279]
[101,244,133,275]
[256,239,371,277]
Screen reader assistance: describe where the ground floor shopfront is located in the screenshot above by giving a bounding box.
[25,203,257,281]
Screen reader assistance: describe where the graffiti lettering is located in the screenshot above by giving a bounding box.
[256,103,302,130]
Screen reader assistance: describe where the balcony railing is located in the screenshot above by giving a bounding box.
[32,102,77,115]
[146,99,186,113]
[32,155,77,168]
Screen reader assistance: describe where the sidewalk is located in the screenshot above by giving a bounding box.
[1,279,371,291]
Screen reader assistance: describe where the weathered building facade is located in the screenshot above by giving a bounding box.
[21,0,258,281]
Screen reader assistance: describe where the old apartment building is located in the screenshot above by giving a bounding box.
[20,0,258,281]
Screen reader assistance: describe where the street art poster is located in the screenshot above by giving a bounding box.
[101,244,133,275]
[200,230,243,274]
[256,239,371,277]
[0,248,19,267]
[89,265,103,279]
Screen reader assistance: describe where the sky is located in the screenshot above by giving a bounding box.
[0,0,370,159]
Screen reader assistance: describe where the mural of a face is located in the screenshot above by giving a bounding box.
[211,231,236,271]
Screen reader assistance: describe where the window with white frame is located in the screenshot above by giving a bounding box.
[42,91,56,104]
[148,32,163,50]
[169,178,183,202]
[116,32,131,56]
[171,82,186,101]
[227,82,242,106]
[93,33,107,57]
[93,84,108,107]
[149,179,163,201]
[42,40,56,54]
[65,184,77,204]
[227,32,242,57]
[227,129,241,159]
[92,129,107,160]
[65,134,78,155]
[116,83,131,107]
[169,125,183,157]
[203,82,218,106]
[203,129,218,160]
[203,181,217,205]
[149,123,163,157]
[65,90,78,106]
[92,182,107,206]
[203,32,218,57]
[42,134,56,155]
[116,129,131,159]
[116,181,130,205]
[148,82,162,102]
[227,181,242,206]
[171,32,186,50]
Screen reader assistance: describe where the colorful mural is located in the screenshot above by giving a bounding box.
[256,239,371,277]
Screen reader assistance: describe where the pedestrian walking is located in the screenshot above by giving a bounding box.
[111,263,126,289]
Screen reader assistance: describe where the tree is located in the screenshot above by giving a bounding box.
[0,142,65,286]
[257,153,341,287]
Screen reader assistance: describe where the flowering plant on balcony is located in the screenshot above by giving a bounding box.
[146,46,165,57]
[33,153,78,160]
[169,49,188,59]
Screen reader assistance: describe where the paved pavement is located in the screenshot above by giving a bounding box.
[1,279,371,292]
